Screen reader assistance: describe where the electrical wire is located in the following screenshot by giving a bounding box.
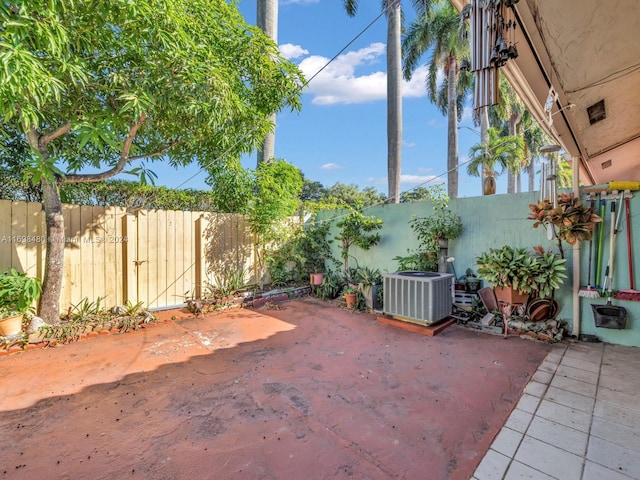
[172,9,387,191]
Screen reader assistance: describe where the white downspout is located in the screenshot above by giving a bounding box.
[572,154,581,339]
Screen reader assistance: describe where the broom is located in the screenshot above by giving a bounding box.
[615,190,640,301]
[579,194,600,297]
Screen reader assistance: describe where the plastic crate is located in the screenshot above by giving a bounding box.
[454,292,477,307]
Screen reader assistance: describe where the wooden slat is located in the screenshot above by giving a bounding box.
[11,201,27,270]
[165,209,178,305]
[123,211,138,305]
[136,209,149,307]
[0,200,12,271]
[146,210,159,309]
[0,200,256,311]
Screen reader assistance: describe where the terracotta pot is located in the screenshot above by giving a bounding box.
[0,313,23,336]
[310,273,324,286]
[494,286,529,305]
[344,293,357,308]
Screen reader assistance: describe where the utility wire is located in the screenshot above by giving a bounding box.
[172,9,387,191]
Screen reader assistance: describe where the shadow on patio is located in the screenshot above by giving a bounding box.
[0,297,550,479]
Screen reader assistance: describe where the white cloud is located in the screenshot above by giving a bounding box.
[400,174,442,186]
[279,43,308,60]
[320,163,344,170]
[403,65,429,98]
[297,43,429,105]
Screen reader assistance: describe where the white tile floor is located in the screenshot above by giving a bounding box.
[472,341,640,480]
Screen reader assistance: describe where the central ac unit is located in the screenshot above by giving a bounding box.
[383,271,454,325]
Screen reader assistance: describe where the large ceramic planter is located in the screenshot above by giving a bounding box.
[0,313,23,336]
[494,286,529,305]
[362,285,382,310]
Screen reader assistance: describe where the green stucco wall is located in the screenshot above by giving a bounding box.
[318,191,640,347]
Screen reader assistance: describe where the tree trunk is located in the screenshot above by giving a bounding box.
[386,1,402,204]
[447,58,459,198]
[39,178,64,325]
[256,0,278,166]
[507,111,521,193]
[480,106,490,195]
[527,161,535,192]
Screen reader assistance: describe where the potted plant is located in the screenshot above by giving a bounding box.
[408,186,462,273]
[335,207,382,281]
[355,266,383,309]
[410,186,463,251]
[343,286,358,309]
[528,192,601,260]
[476,245,567,304]
[0,268,42,336]
[299,223,334,286]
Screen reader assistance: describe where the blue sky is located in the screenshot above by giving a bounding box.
[133,0,490,198]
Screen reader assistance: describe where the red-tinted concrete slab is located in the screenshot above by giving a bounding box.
[377,315,456,336]
[0,297,550,479]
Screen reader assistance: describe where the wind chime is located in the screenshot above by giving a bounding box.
[469,0,520,110]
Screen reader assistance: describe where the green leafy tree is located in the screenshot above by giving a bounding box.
[335,207,383,279]
[0,0,304,324]
[249,159,303,286]
[207,159,255,215]
[403,1,472,199]
[325,183,387,209]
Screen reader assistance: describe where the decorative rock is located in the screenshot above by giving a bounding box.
[27,316,46,334]
[112,305,127,315]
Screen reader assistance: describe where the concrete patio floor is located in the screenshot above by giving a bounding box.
[0,297,554,479]
[473,340,640,480]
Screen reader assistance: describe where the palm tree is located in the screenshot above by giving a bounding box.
[488,74,525,193]
[343,0,404,203]
[257,0,278,166]
[520,110,549,192]
[467,127,524,195]
[402,1,471,199]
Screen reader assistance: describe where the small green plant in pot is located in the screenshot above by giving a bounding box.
[407,185,462,272]
[0,268,42,336]
[355,266,383,309]
[343,286,358,309]
[299,222,334,285]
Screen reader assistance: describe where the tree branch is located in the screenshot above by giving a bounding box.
[40,122,71,147]
[128,140,181,161]
[64,113,147,184]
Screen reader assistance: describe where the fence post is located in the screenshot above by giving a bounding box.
[194,215,205,299]
[123,211,138,304]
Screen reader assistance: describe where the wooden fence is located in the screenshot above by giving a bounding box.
[0,200,257,311]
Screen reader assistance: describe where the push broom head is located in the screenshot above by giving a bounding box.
[579,286,601,298]
[615,289,640,301]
